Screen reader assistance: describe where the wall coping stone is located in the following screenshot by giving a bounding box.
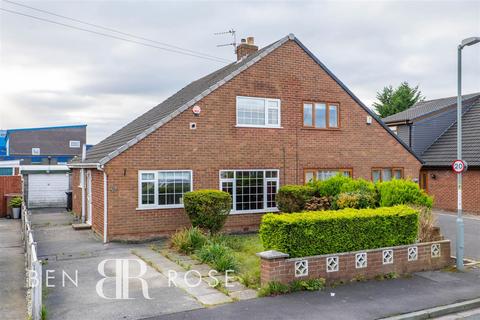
[258,239,451,262]
[256,250,290,260]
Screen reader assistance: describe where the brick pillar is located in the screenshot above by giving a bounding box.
[257,250,289,285]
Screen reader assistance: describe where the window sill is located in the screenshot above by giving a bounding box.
[229,208,279,215]
[136,205,184,211]
[301,127,341,131]
[235,125,283,129]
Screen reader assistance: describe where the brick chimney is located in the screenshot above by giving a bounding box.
[236,37,258,61]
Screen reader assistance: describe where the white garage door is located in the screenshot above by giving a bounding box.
[28,173,69,208]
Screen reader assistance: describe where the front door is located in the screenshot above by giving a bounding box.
[86,170,92,225]
[420,171,428,193]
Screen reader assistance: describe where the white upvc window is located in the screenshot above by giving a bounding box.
[32,147,40,155]
[236,96,281,128]
[69,140,81,148]
[138,170,192,209]
[219,169,279,214]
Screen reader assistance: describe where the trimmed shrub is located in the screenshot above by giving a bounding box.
[260,205,419,257]
[304,196,332,211]
[336,191,376,209]
[377,179,433,208]
[183,190,232,234]
[197,243,237,272]
[170,227,207,254]
[276,185,315,213]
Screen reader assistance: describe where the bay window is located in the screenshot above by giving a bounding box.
[138,170,192,209]
[219,169,279,213]
[236,96,281,127]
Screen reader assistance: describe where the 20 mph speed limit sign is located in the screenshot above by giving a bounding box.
[452,159,467,174]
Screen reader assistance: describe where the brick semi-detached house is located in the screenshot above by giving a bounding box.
[69,34,422,242]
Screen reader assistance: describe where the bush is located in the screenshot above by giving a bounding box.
[308,174,352,198]
[276,185,315,213]
[9,196,22,208]
[336,191,376,209]
[260,205,419,257]
[416,206,438,242]
[183,190,232,234]
[170,227,207,254]
[377,179,433,208]
[304,196,332,211]
[197,243,237,272]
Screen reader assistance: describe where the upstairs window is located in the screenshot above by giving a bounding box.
[372,168,403,183]
[303,102,339,129]
[69,140,81,148]
[32,147,40,155]
[236,96,281,128]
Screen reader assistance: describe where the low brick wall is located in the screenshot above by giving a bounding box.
[258,240,451,285]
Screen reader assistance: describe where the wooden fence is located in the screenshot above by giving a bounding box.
[0,175,22,217]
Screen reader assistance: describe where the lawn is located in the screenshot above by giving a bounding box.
[220,233,264,289]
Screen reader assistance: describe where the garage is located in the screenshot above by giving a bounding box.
[22,165,70,208]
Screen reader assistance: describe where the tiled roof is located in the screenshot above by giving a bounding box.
[383,93,480,123]
[83,37,287,163]
[77,34,421,165]
[422,104,480,166]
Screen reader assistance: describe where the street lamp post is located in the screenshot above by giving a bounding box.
[456,37,480,271]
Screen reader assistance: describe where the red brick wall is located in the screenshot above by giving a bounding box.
[0,175,22,217]
[79,39,421,241]
[260,240,451,285]
[425,168,480,214]
[89,169,104,237]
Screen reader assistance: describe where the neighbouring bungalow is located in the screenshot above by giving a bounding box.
[383,93,480,214]
[69,34,422,242]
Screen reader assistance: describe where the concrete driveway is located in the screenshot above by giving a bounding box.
[0,218,27,320]
[31,209,202,320]
[434,210,480,260]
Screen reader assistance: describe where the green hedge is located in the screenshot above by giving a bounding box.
[377,179,433,208]
[260,205,419,257]
[276,185,315,213]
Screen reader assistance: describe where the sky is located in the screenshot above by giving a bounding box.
[0,0,479,144]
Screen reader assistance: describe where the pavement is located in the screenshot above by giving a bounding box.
[146,269,480,320]
[0,218,27,320]
[31,209,202,320]
[435,210,480,260]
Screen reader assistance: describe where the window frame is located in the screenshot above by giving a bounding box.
[304,168,353,183]
[236,96,282,128]
[371,167,404,182]
[303,101,340,129]
[69,140,81,148]
[137,170,193,210]
[219,169,280,214]
[32,147,41,155]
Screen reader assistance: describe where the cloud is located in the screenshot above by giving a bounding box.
[0,0,479,144]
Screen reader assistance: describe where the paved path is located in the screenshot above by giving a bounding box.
[435,210,480,260]
[31,209,202,320]
[146,269,480,320]
[0,219,27,320]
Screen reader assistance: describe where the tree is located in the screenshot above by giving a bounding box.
[373,82,425,118]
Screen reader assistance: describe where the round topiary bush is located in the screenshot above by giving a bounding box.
[183,190,232,235]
